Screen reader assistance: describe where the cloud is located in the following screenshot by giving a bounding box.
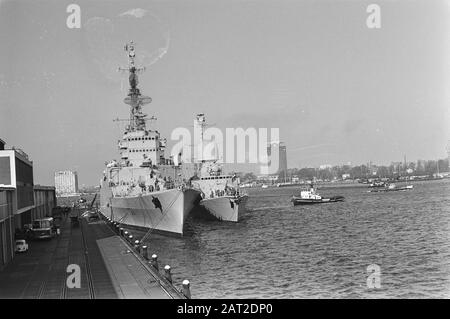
[119,8,147,19]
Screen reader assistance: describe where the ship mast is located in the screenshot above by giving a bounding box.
[119,41,152,132]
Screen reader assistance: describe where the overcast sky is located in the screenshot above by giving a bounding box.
[0,0,449,186]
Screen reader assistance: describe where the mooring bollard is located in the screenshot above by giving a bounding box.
[151,254,159,270]
[164,265,172,283]
[182,280,191,299]
[141,245,148,260]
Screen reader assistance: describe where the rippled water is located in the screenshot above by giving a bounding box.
[136,179,450,298]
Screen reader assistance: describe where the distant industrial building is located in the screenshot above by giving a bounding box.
[0,138,55,270]
[266,141,288,174]
[54,170,79,196]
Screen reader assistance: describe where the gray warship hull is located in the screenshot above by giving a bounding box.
[100,180,200,236]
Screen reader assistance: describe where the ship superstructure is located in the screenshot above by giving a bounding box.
[99,41,200,236]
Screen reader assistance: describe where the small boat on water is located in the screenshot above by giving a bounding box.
[369,180,387,188]
[276,182,304,188]
[368,183,413,193]
[368,156,414,193]
[291,185,344,206]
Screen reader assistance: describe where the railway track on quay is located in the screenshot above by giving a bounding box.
[34,209,108,299]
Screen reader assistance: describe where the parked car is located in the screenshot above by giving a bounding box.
[15,239,29,253]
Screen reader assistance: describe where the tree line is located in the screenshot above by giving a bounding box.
[239,158,449,182]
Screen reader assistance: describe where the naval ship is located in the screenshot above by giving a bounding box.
[99,41,200,236]
[190,114,248,222]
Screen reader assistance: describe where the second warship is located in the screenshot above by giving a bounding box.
[190,114,248,222]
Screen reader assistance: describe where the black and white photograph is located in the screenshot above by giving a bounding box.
[0,0,449,303]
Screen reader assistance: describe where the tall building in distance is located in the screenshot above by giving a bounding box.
[54,170,79,196]
[267,142,288,174]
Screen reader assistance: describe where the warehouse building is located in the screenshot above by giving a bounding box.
[0,138,55,270]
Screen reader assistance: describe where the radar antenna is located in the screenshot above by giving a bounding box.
[118,41,152,132]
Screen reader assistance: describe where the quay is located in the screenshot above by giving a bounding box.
[0,209,188,299]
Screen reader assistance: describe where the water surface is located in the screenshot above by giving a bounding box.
[136,180,450,298]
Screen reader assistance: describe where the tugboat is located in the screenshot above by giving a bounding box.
[291,184,344,205]
[98,41,200,236]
